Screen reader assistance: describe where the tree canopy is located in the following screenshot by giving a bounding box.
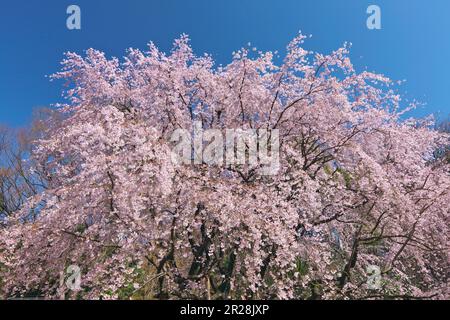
[0,34,448,300]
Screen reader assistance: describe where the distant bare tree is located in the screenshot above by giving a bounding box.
[435,116,450,164]
[0,107,62,217]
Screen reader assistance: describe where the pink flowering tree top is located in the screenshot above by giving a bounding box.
[0,34,448,300]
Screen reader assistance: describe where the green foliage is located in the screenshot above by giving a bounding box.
[295,257,309,276]
[336,167,352,189]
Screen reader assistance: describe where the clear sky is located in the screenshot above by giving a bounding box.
[1,0,449,127]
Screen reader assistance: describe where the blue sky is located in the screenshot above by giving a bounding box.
[1,0,449,127]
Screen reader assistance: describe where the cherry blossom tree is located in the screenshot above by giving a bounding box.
[1,34,448,300]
